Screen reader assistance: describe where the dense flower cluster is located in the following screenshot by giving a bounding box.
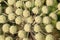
[0,0,60,40]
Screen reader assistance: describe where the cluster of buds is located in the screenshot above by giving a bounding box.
[0,0,60,40]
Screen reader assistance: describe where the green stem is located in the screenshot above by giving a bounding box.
[40,13,44,16]
[0,4,2,14]
[27,32,29,38]
[54,10,58,13]
[3,0,9,6]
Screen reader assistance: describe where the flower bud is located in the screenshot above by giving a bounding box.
[23,9,30,17]
[34,24,41,32]
[8,13,16,20]
[45,34,55,40]
[2,24,10,33]
[26,16,34,24]
[46,0,54,6]
[43,16,51,25]
[49,12,57,20]
[15,1,23,8]
[57,3,60,10]
[15,16,23,25]
[10,25,17,34]
[23,38,29,40]
[5,36,13,40]
[35,16,42,24]
[24,24,31,32]
[8,0,16,5]
[35,33,44,40]
[45,24,54,33]
[32,7,39,15]
[0,15,6,23]
[15,8,23,16]
[18,30,26,38]
[35,0,42,7]
[56,21,60,30]
[25,1,32,8]
[0,35,5,40]
[42,6,48,14]
[5,6,13,14]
